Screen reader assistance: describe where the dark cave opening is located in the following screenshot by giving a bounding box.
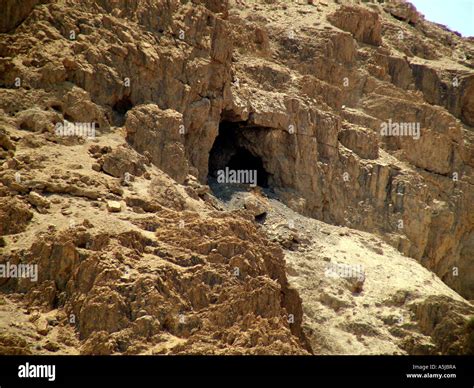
[112,95,133,126]
[113,95,133,115]
[208,121,270,188]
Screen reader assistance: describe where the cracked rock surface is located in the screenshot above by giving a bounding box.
[0,0,473,355]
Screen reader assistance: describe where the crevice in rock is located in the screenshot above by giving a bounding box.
[389,12,417,27]
[63,113,74,122]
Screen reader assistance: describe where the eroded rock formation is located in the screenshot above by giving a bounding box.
[0,0,473,355]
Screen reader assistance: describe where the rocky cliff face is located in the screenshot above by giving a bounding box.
[0,0,473,355]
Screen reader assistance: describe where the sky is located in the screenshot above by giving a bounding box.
[409,0,474,37]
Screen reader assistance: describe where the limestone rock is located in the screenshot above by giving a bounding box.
[0,333,32,355]
[101,146,147,179]
[0,0,472,357]
[328,5,382,46]
[0,197,33,235]
[27,191,51,209]
[0,0,45,33]
[383,1,421,25]
[243,194,268,217]
[338,125,379,159]
[80,331,116,355]
[125,105,189,184]
[409,296,473,355]
[106,200,122,213]
[15,108,59,133]
[34,316,50,336]
[0,128,15,151]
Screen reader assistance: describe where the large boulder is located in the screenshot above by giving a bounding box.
[101,146,147,179]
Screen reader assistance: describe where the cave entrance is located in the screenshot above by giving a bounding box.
[112,95,133,126]
[208,121,270,189]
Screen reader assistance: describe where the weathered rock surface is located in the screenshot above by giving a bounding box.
[125,104,189,184]
[0,0,472,355]
[0,197,33,235]
[328,5,382,46]
[0,0,46,33]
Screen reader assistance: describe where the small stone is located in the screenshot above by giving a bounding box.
[107,200,122,213]
[243,195,267,217]
[27,191,51,209]
[44,341,60,352]
[35,316,50,336]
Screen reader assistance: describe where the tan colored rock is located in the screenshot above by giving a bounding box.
[383,1,421,25]
[409,296,473,354]
[328,5,382,46]
[101,145,147,179]
[243,194,267,217]
[0,197,33,235]
[338,125,379,159]
[125,104,189,184]
[0,0,473,357]
[15,108,59,133]
[0,128,15,151]
[27,191,51,209]
[35,316,50,336]
[0,333,32,355]
[106,200,122,213]
[80,331,116,355]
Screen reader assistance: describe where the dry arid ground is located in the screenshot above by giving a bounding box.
[0,0,473,356]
